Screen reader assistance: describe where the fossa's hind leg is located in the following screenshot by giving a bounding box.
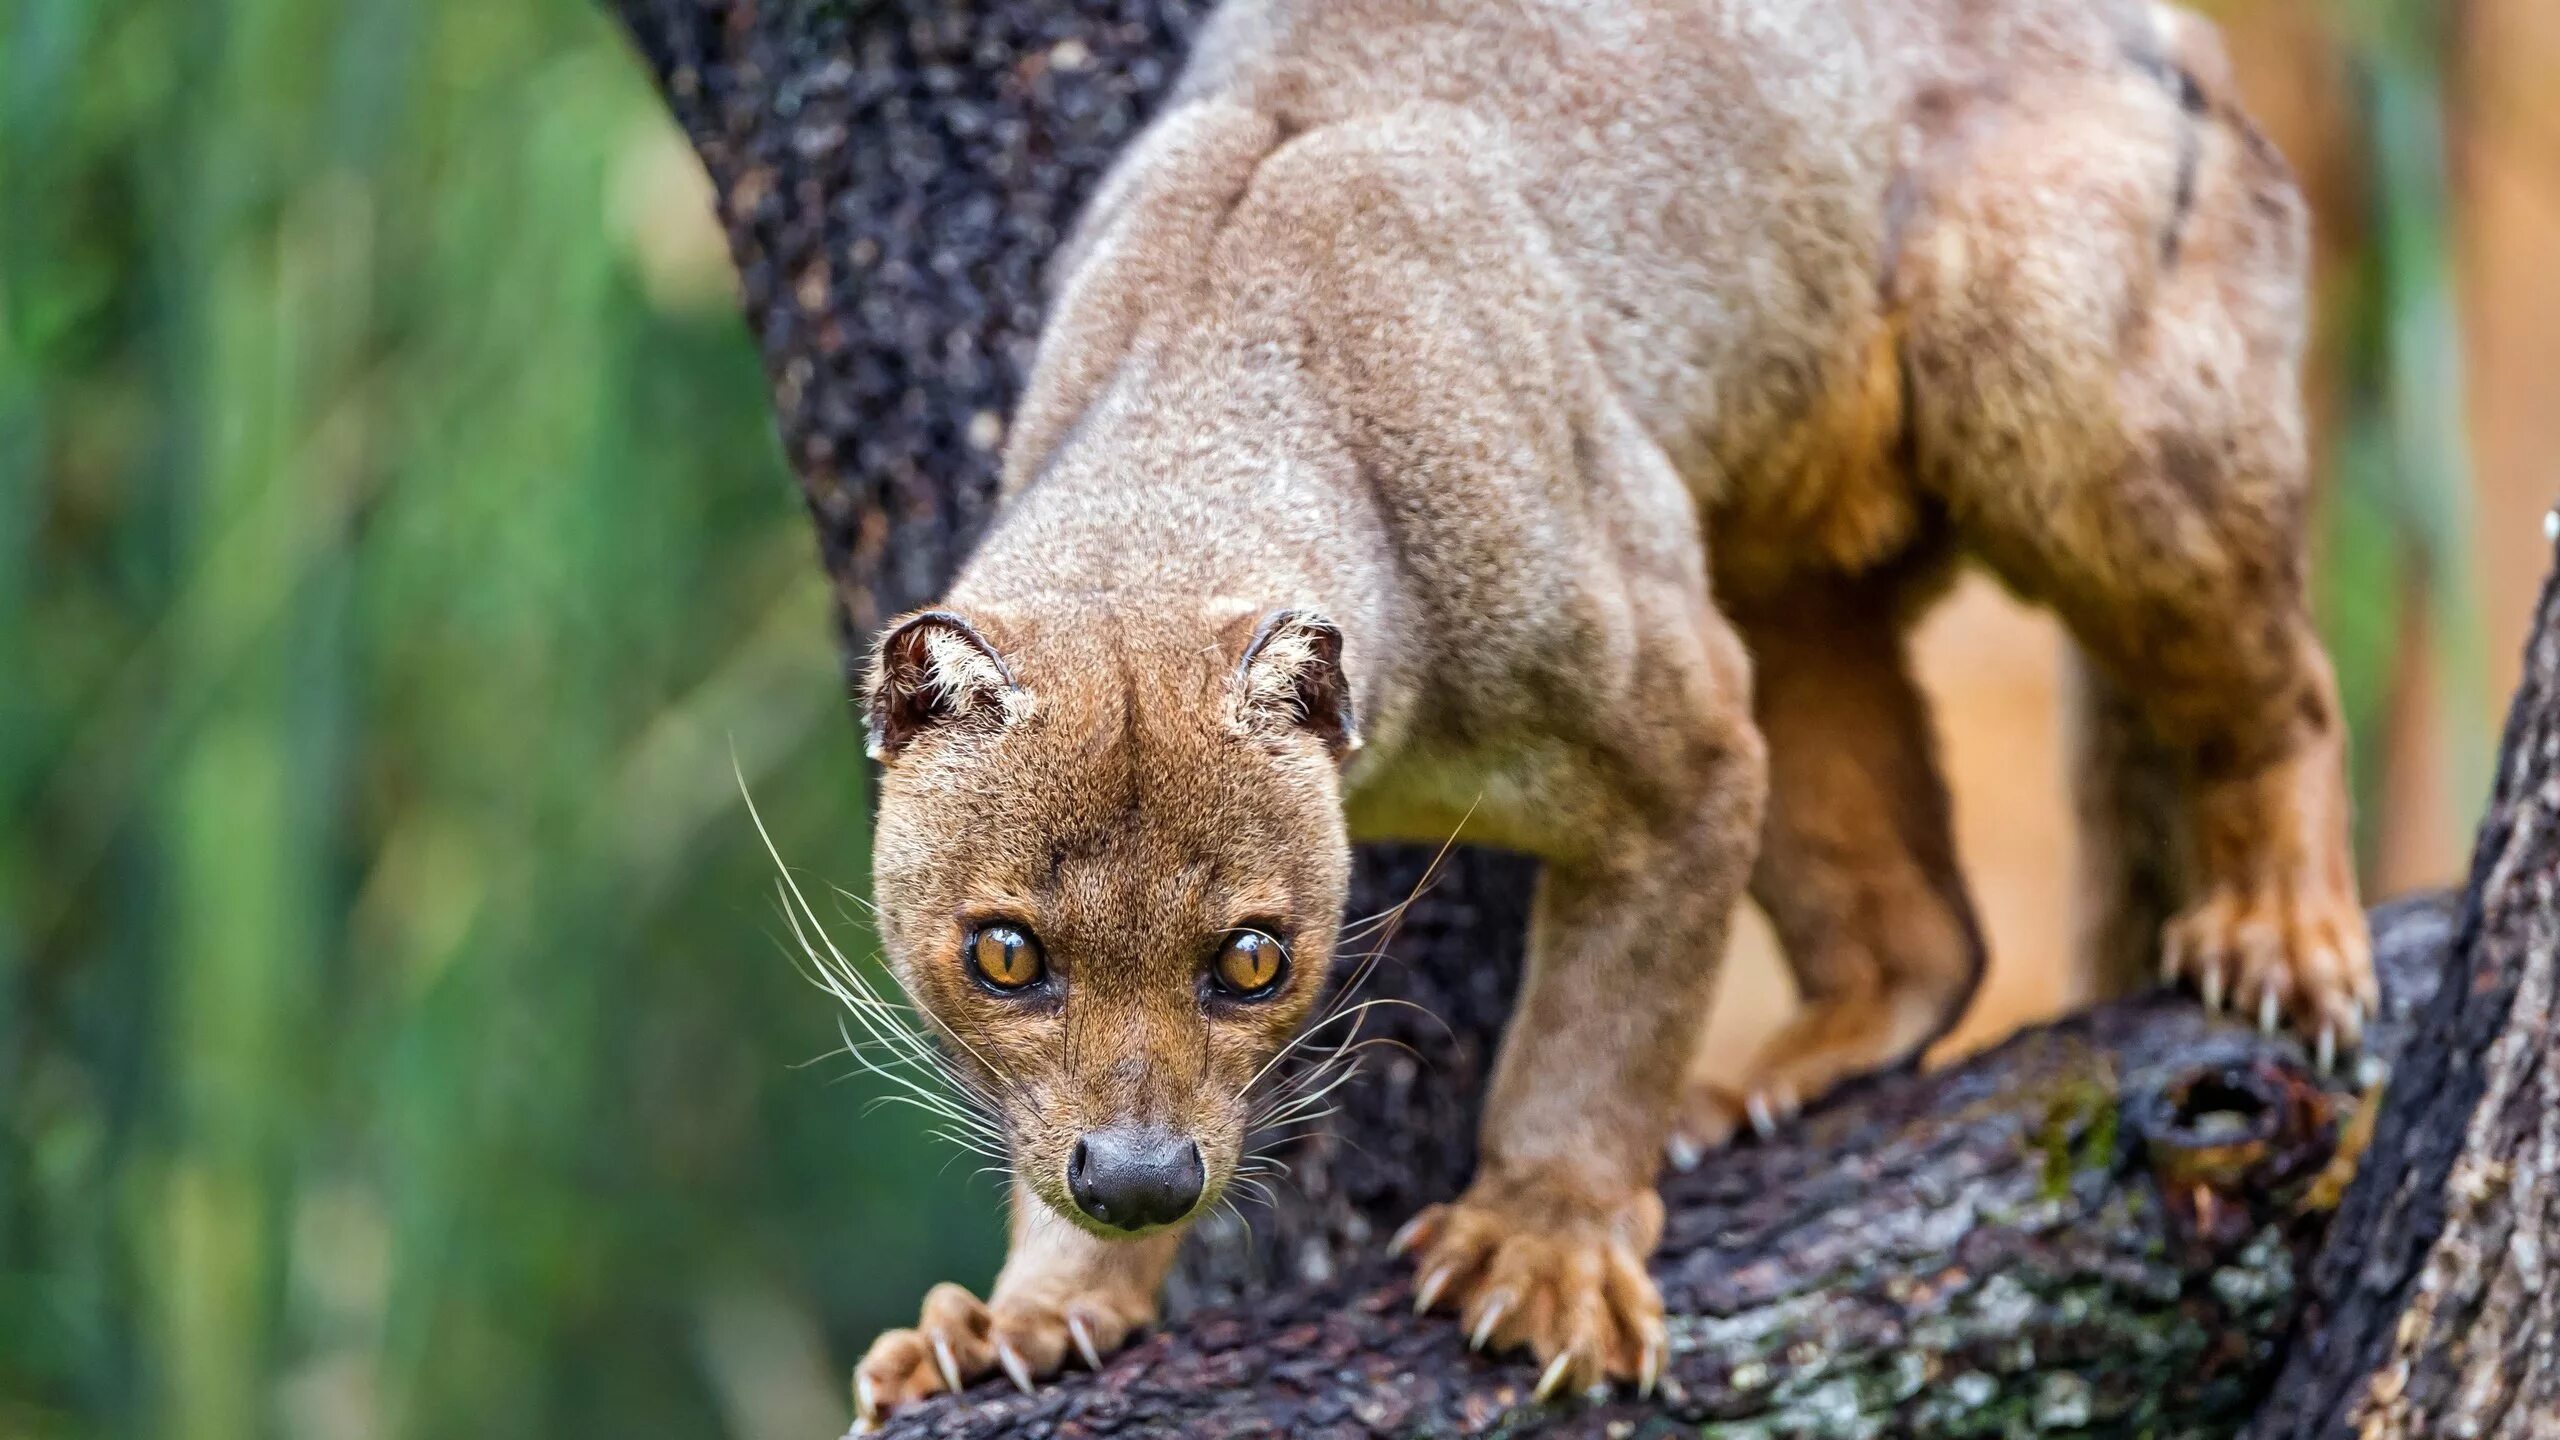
[1675,565,1985,1154]
[1896,59,2371,1054]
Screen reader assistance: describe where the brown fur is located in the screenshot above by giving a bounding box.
[849,0,2370,1424]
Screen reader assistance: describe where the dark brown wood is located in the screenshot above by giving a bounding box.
[2242,540,2560,1440]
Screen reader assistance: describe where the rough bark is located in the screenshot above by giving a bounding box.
[2242,541,2560,1440]
[600,2,2558,1435]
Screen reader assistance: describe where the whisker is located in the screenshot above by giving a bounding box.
[832,1022,992,1121]
[1213,1192,1257,1249]
[828,882,886,920]
[1307,812,1472,1127]
[856,1078,1003,1141]
[860,1085,1001,1136]
[820,1007,1003,1136]
[1250,1110,1341,1148]
[733,757,1022,1168]
[1255,1032,1420,1104]
[780,886,1010,1111]
[930,1125,1008,1159]
[1237,995,1427,1103]
[738,760,1014,1097]
[1235,1141,1312,1184]
[1256,1062,1366,1126]
[1337,801,1476,946]
[1285,828,1470,1111]
[770,867,1006,1118]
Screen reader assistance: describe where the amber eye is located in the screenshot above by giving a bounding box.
[1211,930,1288,999]
[967,923,1045,992]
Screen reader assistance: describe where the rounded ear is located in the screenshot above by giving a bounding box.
[1232,608,1359,761]
[864,610,1027,760]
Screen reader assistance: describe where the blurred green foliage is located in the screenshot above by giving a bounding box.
[0,0,2484,1437]
[2313,0,2494,864]
[0,2,1001,1438]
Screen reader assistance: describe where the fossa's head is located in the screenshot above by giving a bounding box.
[861,603,1356,1238]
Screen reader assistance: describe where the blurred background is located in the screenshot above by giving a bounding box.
[1,0,2550,1437]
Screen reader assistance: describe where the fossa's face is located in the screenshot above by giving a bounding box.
[864,608,1354,1239]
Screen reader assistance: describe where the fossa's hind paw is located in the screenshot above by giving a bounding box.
[1668,991,1936,1158]
[1666,1079,1804,1163]
[2163,880,2375,1069]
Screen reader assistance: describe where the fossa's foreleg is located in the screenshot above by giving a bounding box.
[1399,559,1766,1396]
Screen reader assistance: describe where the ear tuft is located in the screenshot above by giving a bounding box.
[864,610,1026,760]
[1233,608,1359,761]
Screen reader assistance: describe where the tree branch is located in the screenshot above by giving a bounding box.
[841,899,2449,1439]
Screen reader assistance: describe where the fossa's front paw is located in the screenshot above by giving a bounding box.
[851,1280,1150,1432]
[2162,876,2374,1068]
[1390,1180,1666,1401]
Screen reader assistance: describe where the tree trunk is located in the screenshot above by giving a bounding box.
[2242,549,2560,1439]
[601,2,2559,1434]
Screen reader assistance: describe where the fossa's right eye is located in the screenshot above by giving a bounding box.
[967,923,1046,992]
[1209,929,1288,1000]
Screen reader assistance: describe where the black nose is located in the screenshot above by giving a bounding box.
[1067,1127,1204,1231]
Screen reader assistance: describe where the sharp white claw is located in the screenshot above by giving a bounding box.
[2317,1025,2337,1074]
[1666,1134,1704,1172]
[2259,987,2281,1035]
[931,1334,963,1395]
[1639,1335,1664,1398]
[997,1342,1035,1395]
[855,1375,880,1427]
[2201,967,2225,1014]
[1746,1092,1778,1140]
[1413,1265,1453,1315]
[1388,1214,1430,1257]
[1067,1315,1105,1373]
[1535,1351,1578,1403]
[1469,1293,1512,1352]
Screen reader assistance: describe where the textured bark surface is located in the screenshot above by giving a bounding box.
[2244,545,2560,1440]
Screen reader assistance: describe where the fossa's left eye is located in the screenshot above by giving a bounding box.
[1210,930,1287,999]
[967,922,1046,992]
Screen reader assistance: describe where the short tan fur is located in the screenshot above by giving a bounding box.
[849,0,2371,1424]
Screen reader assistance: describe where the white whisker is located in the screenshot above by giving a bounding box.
[735,756,1016,1169]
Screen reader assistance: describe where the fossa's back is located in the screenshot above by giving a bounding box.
[1169,0,2215,505]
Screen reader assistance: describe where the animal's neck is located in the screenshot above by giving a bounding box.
[957,351,1415,729]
